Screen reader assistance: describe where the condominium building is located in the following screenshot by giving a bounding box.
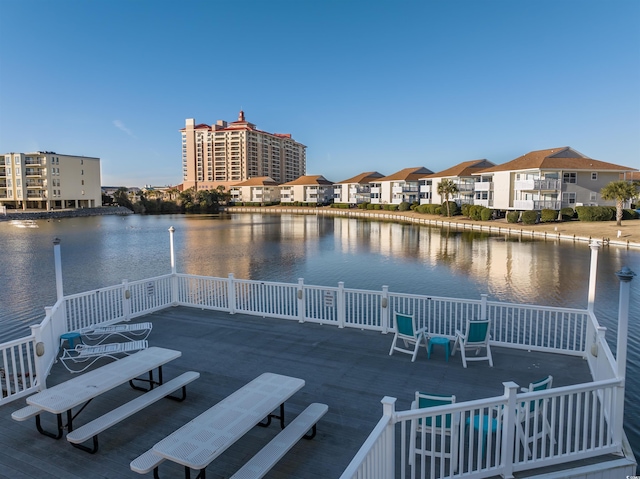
[280,175,334,204]
[334,171,385,205]
[0,151,101,211]
[370,167,433,204]
[180,111,306,192]
[420,159,495,205]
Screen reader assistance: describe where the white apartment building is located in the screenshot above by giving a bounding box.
[280,175,334,204]
[370,167,433,205]
[1,151,101,211]
[181,111,306,192]
[420,159,495,205]
[334,171,385,205]
[474,147,637,210]
[229,177,280,204]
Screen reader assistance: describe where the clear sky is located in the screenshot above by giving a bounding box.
[1,0,638,187]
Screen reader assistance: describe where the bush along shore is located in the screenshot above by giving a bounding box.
[0,206,133,222]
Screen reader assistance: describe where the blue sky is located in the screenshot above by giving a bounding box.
[1,0,638,187]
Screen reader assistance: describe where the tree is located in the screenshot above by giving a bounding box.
[112,187,134,210]
[600,180,639,226]
[437,179,459,217]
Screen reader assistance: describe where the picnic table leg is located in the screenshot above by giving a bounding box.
[130,366,164,391]
[258,403,287,429]
[35,409,71,439]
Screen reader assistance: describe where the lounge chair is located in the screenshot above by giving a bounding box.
[451,318,493,367]
[388,312,427,362]
[60,340,149,373]
[80,322,152,345]
[409,392,459,472]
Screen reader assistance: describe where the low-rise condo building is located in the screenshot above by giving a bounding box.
[420,159,495,206]
[473,147,637,210]
[370,167,433,205]
[229,176,280,205]
[0,151,101,211]
[180,111,306,192]
[280,175,334,204]
[334,171,385,205]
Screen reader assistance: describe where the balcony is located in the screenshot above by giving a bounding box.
[457,183,475,192]
[24,158,44,166]
[25,169,43,177]
[514,200,561,210]
[474,199,493,207]
[515,179,561,191]
[25,180,44,188]
[474,181,492,191]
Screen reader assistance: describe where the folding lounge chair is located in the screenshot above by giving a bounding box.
[60,340,149,373]
[80,322,152,345]
[389,312,427,362]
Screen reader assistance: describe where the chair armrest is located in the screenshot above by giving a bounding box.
[410,400,417,410]
[416,327,428,336]
[520,387,530,393]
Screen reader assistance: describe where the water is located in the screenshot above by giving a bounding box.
[1,213,638,457]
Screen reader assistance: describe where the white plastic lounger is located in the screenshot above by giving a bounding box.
[81,322,152,344]
[60,340,149,373]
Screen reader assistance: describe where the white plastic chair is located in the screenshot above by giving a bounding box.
[60,340,149,373]
[388,312,427,362]
[451,318,493,367]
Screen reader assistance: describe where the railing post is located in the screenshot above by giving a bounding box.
[381,396,397,479]
[381,285,390,334]
[228,273,236,314]
[297,278,305,323]
[500,381,519,479]
[587,241,600,312]
[337,282,345,328]
[169,226,179,305]
[613,266,635,449]
[481,293,488,320]
[122,279,131,321]
[30,324,47,390]
[53,238,63,301]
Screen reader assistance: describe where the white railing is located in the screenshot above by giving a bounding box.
[339,397,397,479]
[0,273,592,406]
[342,378,622,479]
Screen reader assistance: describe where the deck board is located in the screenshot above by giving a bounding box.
[0,307,608,478]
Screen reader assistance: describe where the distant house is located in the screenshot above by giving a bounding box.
[333,171,385,205]
[370,167,433,205]
[280,175,334,204]
[474,147,637,211]
[420,159,495,206]
[229,177,280,204]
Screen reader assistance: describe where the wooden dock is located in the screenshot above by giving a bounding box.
[0,307,614,478]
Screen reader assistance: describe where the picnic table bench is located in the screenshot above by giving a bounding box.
[12,347,181,439]
[131,372,305,478]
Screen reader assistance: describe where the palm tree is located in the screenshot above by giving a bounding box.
[437,179,459,217]
[600,180,639,226]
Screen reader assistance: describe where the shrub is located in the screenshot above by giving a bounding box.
[623,208,639,220]
[434,206,442,215]
[468,205,483,221]
[521,210,538,224]
[388,204,399,211]
[540,209,558,223]
[480,208,493,221]
[441,201,459,216]
[373,204,381,210]
[398,201,410,211]
[507,211,520,223]
[461,203,471,218]
[575,206,614,221]
[366,203,375,210]
[358,202,369,209]
[560,207,575,221]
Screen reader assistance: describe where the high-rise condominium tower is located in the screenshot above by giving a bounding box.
[180,110,306,191]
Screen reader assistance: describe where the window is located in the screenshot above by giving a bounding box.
[590,192,597,202]
[563,172,577,183]
[15,157,20,165]
[81,180,84,185]
[562,192,576,204]
[591,172,597,180]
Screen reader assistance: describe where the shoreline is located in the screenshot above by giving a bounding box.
[223,205,640,249]
[0,206,133,222]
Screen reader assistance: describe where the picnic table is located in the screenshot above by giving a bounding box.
[138,372,305,478]
[24,346,181,438]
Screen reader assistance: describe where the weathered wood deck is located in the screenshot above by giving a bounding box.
[0,307,599,478]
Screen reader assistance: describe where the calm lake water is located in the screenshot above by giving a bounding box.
[1,213,638,457]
